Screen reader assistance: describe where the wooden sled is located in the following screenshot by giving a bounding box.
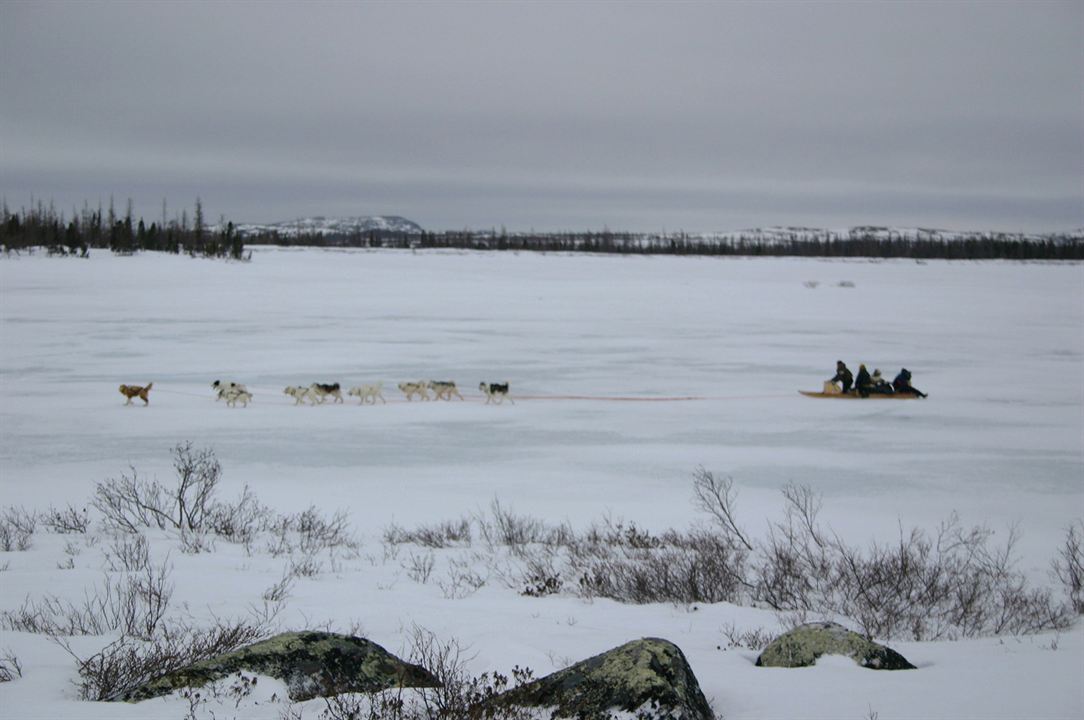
[799,390,920,399]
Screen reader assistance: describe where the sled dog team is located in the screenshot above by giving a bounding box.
[280,380,512,405]
[121,379,513,407]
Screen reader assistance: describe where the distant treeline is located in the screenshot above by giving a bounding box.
[250,227,1083,260]
[4,200,1080,261]
[1,198,245,260]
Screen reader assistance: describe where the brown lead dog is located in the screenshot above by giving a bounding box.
[119,382,153,405]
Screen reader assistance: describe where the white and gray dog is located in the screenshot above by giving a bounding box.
[398,381,430,401]
[222,388,253,407]
[427,380,464,401]
[348,382,386,405]
[284,385,316,405]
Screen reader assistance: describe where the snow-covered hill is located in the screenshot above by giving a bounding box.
[686,225,1082,244]
[234,215,423,237]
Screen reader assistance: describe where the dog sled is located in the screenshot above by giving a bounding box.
[799,380,920,400]
[799,390,920,400]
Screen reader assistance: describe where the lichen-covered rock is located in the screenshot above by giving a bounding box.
[488,637,714,719]
[755,622,915,670]
[123,631,440,702]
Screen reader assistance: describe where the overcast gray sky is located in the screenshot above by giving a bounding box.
[2,0,1081,232]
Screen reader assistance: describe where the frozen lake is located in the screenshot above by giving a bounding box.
[2,248,1080,555]
[1,247,1081,719]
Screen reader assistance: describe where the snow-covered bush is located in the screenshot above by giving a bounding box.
[93,443,222,533]
[694,471,1076,640]
[41,504,90,534]
[1,561,172,640]
[0,650,22,682]
[383,517,472,549]
[0,506,36,551]
[384,473,1074,640]
[1052,521,1084,613]
[318,626,537,720]
[56,616,271,701]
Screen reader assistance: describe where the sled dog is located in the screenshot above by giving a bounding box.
[398,381,429,401]
[223,388,253,407]
[308,382,343,404]
[284,385,316,405]
[212,380,248,401]
[348,383,386,405]
[479,382,513,405]
[427,380,464,401]
[119,382,153,406]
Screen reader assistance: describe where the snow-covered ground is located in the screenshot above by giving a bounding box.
[1,247,1081,719]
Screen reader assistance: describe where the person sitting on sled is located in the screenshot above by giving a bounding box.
[829,361,854,394]
[855,364,873,397]
[893,368,928,398]
[870,368,894,394]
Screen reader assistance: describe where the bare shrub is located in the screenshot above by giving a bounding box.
[691,468,754,552]
[384,517,472,549]
[381,626,535,720]
[0,649,22,682]
[300,626,540,719]
[57,615,271,701]
[262,567,295,603]
[571,527,747,605]
[582,517,663,550]
[439,556,488,599]
[42,504,90,534]
[93,443,221,533]
[288,552,323,579]
[747,483,1075,639]
[0,506,36,551]
[290,507,357,555]
[104,533,150,572]
[178,528,216,555]
[477,498,548,552]
[1052,521,1084,613]
[519,553,563,598]
[719,623,773,651]
[1,561,172,640]
[207,485,272,544]
[404,551,436,584]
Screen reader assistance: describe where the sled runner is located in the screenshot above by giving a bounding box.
[799,390,920,399]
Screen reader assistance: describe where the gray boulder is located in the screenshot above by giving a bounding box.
[755,622,915,670]
[489,637,714,719]
[123,631,439,702]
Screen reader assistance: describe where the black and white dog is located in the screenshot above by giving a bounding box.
[479,382,513,405]
[212,380,248,401]
[308,382,344,404]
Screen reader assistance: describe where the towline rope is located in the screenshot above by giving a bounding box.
[152,387,793,405]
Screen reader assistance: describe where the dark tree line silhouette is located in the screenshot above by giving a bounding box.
[1,198,245,260]
[3,197,1079,261]
[246,226,1083,260]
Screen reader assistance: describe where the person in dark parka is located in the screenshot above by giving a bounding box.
[855,364,872,398]
[830,361,854,394]
[870,368,894,394]
[893,368,927,398]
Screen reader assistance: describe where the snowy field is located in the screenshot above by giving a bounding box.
[1,247,1082,719]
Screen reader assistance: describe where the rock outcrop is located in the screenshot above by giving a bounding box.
[488,637,714,719]
[755,622,915,670]
[123,631,440,702]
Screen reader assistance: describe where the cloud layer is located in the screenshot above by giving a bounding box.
[2,1,1081,231]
